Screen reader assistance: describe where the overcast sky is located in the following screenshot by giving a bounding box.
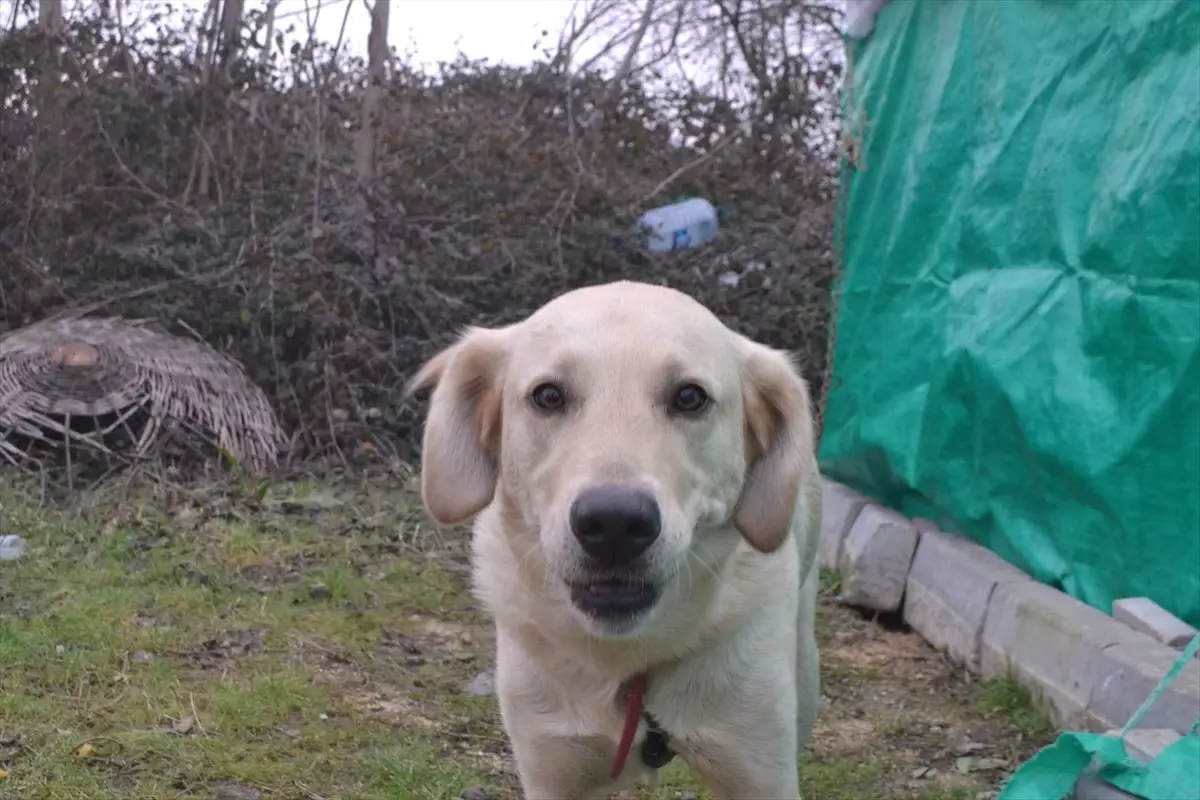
[5,0,844,103]
[188,0,580,69]
[291,0,577,66]
[2,0,579,67]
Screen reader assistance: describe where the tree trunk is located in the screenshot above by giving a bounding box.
[218,0,245,76]
[35,0,63,252]
[355,0,390,184]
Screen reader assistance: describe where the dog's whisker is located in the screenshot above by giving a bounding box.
[511,539,565,609]
[682,556,696,599]
[690,543,724,584]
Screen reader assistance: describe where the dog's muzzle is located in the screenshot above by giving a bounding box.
[566,484,663,622]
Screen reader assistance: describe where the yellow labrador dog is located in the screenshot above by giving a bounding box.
[409,280,821,799]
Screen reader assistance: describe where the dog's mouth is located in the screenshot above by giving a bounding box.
[567,577,661,621]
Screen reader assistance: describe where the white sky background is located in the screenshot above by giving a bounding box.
[4,0,846,148]
[264,0,579,68]
[4,0,848,96]
[2,0,586,69]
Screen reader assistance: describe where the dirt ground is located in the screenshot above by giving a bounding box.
[0,474,1053,799]
[799,595,1054,800]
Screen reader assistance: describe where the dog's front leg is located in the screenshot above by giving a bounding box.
[494,634,634,800]
[692,737,801,799]
[505,730,632,800]
[686,697,802,800]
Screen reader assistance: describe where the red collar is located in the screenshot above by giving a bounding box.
[610,672,648,779]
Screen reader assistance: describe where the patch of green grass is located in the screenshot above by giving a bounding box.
[0,478,508,799]
[639,753,894,800]
[912,789,975,800]
[800,754,892,800]
[819,567,843,597]
[363,743,497,800]
[882,717,920,738]
[642,761,708,797]
[979,674,1056,738]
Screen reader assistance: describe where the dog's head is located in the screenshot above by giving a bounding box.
[409,281,815,638]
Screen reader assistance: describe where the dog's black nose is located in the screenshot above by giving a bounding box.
[569,485,661,566]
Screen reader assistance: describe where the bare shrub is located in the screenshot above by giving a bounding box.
[0,0,841,470]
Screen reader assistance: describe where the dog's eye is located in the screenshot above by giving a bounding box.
[671,383,710,414]
[531,382,567,412]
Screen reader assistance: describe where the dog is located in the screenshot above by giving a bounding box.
[408,280,822,799]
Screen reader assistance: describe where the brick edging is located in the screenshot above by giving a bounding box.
[817,476,1200,736]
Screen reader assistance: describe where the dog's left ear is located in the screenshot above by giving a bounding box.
[734,337,817,554]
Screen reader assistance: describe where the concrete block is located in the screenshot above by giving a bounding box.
[1085,640,1200,734]
[911,517,940,535]
[838,502,918,613]
[1072,776,1143,800]
[1102,728,1182,763]
[818,478,868,572]
[903,531,1030,672]
[981,580,1147,730]
[1112,597,1199,649]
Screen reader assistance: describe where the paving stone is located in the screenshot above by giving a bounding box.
[1085,640,1200,734]
[981,580,1147,730]
[1112,597,1199,649]
[1102,728,1182,763]
[911,517,940,535]
[838,502,918,613]
[903,531,1030,672]
[1071,776,1142,800]
[818,478,868,572]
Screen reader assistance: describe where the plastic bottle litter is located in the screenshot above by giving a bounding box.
[637,197,719,253]
[0,534,26,561]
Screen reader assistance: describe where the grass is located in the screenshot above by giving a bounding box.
[818,567,843,597]
[0,474,1055,799]
[978,674,1057,740]
[0,476,499,800]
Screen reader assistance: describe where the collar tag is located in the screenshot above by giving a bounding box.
[640,722,675,769]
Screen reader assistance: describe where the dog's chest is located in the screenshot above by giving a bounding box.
[616,668,744,766]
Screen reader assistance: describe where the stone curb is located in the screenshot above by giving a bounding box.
[1113,597,1199,650]
[905,528,1027,674]
[838,503,918,613]
[820,476,1200,738]
[818,479,868,572]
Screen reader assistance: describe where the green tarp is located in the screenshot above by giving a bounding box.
[820,0,1200,626]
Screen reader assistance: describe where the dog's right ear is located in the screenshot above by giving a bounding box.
[405,326,511,526]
